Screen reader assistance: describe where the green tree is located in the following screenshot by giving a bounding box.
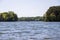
[1,12,9,21]
[0,11,18,21]
[44,6,60,21]
[8,11,18,21]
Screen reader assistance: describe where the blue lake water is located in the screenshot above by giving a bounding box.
[0,21,60,40]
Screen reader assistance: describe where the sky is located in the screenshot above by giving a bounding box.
[0,0,60,17]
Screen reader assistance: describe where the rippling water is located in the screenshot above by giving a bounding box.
[0,21,60,40]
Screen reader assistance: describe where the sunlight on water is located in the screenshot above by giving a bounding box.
[0,21,60,40]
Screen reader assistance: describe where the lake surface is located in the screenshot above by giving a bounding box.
[0,21,60,40]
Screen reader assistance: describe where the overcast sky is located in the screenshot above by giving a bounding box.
[0,0,60,17]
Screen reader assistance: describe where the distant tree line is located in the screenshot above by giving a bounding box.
[19,6,60,21]
[18,16,43,21]
[0,11,18,21]
[43,6,60,21]
[0,6,60,22]
[0,11,43,21]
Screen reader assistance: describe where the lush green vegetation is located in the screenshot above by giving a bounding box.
[18,16,43,21]
[0,11,18,21]
[0,6,60,22]
[43,6,60,21]
[0,11,43,21]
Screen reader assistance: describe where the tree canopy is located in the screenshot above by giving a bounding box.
[44,6,60,21]
[18,16,43,21]
[0,11,18,21]
[1,6,60,22]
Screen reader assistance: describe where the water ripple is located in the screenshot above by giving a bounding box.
[0,21,60,40]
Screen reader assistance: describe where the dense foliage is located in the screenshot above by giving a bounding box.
[44,6,60,21]
[0,11,18,21]
[18,16,43,21]
[1,6,60,22]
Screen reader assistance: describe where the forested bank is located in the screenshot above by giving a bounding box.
[18,6,60,21]
[0,11,18,21]
[43,6,60,21]
[0,6,60,21]
[0,11,43,21]
[18,16,43,21]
